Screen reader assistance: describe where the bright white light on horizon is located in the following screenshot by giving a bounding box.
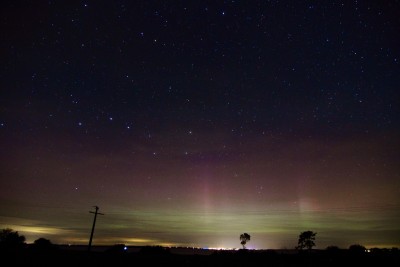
[206,247,240,250]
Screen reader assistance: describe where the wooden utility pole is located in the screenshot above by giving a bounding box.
[88,206,104,252]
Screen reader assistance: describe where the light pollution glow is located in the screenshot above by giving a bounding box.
[1,203,399,249]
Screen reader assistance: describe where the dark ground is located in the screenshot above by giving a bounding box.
[2,246,399,267]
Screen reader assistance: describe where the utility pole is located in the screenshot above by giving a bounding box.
[88,206,104,252]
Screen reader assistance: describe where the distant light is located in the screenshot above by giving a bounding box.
[124,246,127,250]
[207,247,236,250]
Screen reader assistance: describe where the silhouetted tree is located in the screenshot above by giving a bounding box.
[0,228,26,250]
[296,231,316,250]
[34,238,52,247]
[240,233,251,249]
[349,244,366,254]
[33,237,56,251]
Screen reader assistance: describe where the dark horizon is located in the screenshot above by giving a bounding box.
[4,239,399,267]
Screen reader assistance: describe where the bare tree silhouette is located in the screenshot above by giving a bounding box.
[240,233,251,249]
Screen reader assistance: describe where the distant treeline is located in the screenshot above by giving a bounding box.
[1,228,399,267]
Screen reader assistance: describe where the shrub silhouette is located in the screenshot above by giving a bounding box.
[34,238,52,247]
[32,238,57,251]
[349,244,366,254]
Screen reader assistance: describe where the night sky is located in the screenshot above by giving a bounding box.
[1,1,399,249]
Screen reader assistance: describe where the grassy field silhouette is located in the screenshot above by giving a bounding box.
[1,244,399,267]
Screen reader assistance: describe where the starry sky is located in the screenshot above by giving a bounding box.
[0,1,399,249]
